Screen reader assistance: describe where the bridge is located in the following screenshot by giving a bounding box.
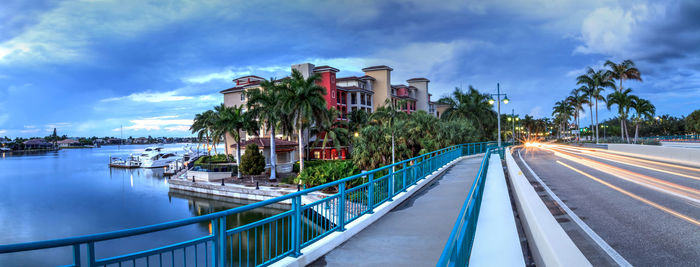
[2,140,699,266]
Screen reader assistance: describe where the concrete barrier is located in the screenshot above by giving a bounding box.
[606,144,700,167]
[504,148,591,267]
[469,153,525,267]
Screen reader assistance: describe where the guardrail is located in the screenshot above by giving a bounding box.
[640,134,700,142]
[0,142,497,266]
[437,146,506,267]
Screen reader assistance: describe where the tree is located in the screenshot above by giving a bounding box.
[577,67,616,143]
[348,109,369,134]
[607,88,636,143]
[240,144,266,175]
[605,59,642,142]
[686,110,700,133]
[280,69,327,174]
[246,78,284,180]
[552,100,574,139]
[311,108,350,159]
[212,104,237,161]
[566,88,588,142]
[439,86,497,140]
[190,110,216,154]
[371,99,409,167]
[630,97,655,143]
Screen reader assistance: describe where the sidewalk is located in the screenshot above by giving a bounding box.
[309,156,483,267]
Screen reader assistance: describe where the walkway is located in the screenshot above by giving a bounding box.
[309,156,483,267]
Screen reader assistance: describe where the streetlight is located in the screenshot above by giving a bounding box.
[601,125,608,139]
[488,83,509,147]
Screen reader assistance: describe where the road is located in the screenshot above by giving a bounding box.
[513,144,700,266]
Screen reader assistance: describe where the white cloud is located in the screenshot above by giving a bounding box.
[116,115,192,132]
[102,91,193,103]
[0,129,7,135]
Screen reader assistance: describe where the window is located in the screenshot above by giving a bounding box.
[240,93,245,101]
[360,93,366,105]
[351,93,357,104]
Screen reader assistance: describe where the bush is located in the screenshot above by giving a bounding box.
[294,160,359,187]
[292,160,326,173]
[194,154,234,166]
[240,144,266,175]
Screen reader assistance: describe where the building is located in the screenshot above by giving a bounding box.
[236,137,298,173]
[430,101,451,119]
[57,139,80,148]
[220,62,437,162]
[23,139,53,150]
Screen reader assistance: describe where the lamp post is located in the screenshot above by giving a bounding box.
[507,110,518,144]
[601,125,608,139]
[488,83,509,147]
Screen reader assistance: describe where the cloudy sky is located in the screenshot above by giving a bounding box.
[1,0,698,137]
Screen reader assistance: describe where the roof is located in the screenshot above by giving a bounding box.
[359,75,376,80]
[313,65,340,73]
[23,139,49,145]
[220,82,262,94]
[57,139,79,144]
[235,137,298,148]
[233,75,266,81]
[362,65,393,72]
[337,76,361,82]
[337,86,374,94]
[407,77,430,82]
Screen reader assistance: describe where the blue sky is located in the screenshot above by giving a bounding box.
[1,0,698,137]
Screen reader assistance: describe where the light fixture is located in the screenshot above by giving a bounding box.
[503,95,509,104]
[488,98,495,105]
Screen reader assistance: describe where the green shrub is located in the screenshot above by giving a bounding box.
[294,160,360,187]
[194,154,234,166]
[292,160,326,173]
[240,144,266,175]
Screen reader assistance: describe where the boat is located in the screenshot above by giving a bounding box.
[0,147,11,152]
[138,146,180,168]
[109,155,141,168]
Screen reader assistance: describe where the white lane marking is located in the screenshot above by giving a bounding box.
[518,149,632,267]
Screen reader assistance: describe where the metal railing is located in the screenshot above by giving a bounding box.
[437,146,506,267]
[0,142,496,266]
[640,134,700,143]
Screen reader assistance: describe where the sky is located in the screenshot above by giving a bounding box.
[1,0,698,138]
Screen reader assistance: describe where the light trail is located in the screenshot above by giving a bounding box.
[542,146,700,205]
[549,145,700,181]
[553,144,700,173]
[556,160,700,227]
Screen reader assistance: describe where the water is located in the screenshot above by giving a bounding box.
[0,144,288,266]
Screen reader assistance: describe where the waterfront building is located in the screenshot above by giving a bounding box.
[220,62,437,162]
[22,139,53,150]
[238,137,299,173]
[57,139,80,148]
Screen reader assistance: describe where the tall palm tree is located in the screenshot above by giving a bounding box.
[348,109,369,134]
[606,88,635,143]
[371,99,409,167]
[311,108,350,159]
[577,67,616,143]
[280,69,327,173]
[190,110,216,155]
[522,115,535,138]
[212,103,237,161]
[566,89,588,142]
[438,86,496,140]
[630,97,655,143]
[605,59,642,141]
[246,78,283,180]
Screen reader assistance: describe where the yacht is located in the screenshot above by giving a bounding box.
[138,147,180,168]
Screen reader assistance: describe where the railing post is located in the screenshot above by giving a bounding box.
[87,242,95,267]
[216,217,226,267]
[368,173,374,214]
[338,183,346,231]
[292,195,302,257]
[73,244,81,267]
[402,162,407,192]
[388,166,394,201]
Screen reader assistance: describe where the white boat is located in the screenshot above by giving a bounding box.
[109,155,141,168]
[138,146,180,168]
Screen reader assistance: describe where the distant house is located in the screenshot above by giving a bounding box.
[133,137,149,144]
[57,139,80,147]
[107,138,122,145]
[235,138,299,173]
[23,139,53,150]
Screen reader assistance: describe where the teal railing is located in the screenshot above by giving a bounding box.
[437,146,506,267]
[0,142,496,266]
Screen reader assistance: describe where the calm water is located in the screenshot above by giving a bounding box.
[0,144,287,266]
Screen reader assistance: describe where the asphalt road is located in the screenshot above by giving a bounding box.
[514,144,700,266]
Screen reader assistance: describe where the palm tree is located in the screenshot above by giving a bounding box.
[605,60,642,141]
[280,69,327,173]
[246,78,283,180]
[522,115,535,138]
[212,103,237,161]
[606,88,635,143]
[348,109,369,134]
[190,110,216,155]
[311,108,350,160]
[438,86,496,140]
[577,67,616,143]
[630,97,655,143]
[371,99,409,167]
[566,89,588,142]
